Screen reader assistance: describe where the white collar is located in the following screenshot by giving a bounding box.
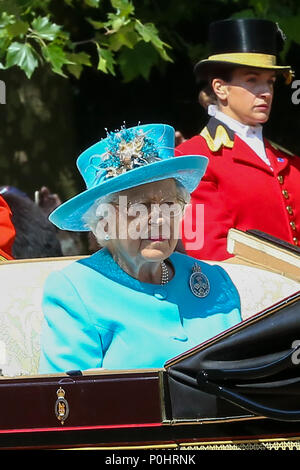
[208,104,263,140]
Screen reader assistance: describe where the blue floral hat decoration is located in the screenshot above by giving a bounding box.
[49,123,208,231]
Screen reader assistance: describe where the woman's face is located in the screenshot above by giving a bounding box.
[213,67,276,125]
[98,179,185,264]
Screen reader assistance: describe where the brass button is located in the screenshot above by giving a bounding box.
[286,205,293,215]
[293,237,299,245]
[290,221,296,230]
[278,175,284,184]
[282,189,289,199]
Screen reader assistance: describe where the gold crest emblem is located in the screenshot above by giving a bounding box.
[55,387,69,425]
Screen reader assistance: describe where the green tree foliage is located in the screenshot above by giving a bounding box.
[0,0,172,80]
[1,0,300,82]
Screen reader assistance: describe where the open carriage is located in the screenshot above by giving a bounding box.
[0,229,299,450]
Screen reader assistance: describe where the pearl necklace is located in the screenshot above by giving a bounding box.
[160,260,169,285]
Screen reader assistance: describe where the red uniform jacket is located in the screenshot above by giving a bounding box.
[176,117,300,261]
[0,194,15,260]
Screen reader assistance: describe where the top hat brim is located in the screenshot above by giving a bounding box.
[49,155,208,232]
[194,57,292,84]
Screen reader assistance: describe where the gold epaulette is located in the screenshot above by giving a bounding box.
[200,125,234,152]
[269,140,295,157]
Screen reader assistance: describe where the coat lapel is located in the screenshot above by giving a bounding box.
[201,117,293,175]
[265,139,293,173]
[231,135,274,174]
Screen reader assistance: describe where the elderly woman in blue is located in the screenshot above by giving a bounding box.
[39,124,241,373]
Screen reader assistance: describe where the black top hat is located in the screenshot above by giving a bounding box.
[194,18,292,84]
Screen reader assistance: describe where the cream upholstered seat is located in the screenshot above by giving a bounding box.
[0,256,81,377]
[0,256,299,377]
[217,262,300,319]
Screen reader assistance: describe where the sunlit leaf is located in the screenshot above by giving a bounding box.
[109,15,127,32]
[6,41,38,78]
[42,43,72,76]
[134,20,172,61]
[86,17,106,29]
[108,23,138,50]
[31,16,61,41]
[67,51,92,66]
[0,12,15,28]
[84,0,101,7]
[110,0,135,17]
[96,43,116,75]
[66,51,91,78]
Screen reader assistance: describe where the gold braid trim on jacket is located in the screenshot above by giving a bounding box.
[200,124,234,152]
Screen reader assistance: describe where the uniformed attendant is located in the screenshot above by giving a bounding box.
[0,192,15,260]
[176,19,300,261]
[38,123,241,373]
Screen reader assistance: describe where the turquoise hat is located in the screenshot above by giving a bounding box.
[49,123,208,231]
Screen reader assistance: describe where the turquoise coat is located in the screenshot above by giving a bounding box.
[38,249,241,373]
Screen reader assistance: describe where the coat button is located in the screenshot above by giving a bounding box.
[293,237,298,245]
[290,221,296,230]
[277,175,284,184]
[282,189,289,199]
[286,206,293,215]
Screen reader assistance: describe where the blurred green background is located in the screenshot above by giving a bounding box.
[0,0,299,202]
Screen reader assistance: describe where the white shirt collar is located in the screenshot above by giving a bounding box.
[207,104,263,140]
[207,105,271,167]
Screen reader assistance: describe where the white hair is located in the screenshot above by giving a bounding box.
[82,179,191,245]
[83,192,119,234]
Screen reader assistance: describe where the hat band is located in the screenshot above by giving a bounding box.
[208,52,277,67]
